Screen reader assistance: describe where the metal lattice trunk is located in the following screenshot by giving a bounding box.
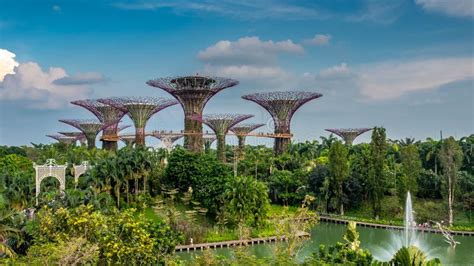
[98,97,178,147]
[194,114,252,162]
[71,99,128,151]
[203,136,217,153]
[230,123,264,159]
[242,91,322,155]
[325,128,372,145]
[147,76,239,153]
[59,119,111,150]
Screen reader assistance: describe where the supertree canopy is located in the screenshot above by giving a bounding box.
[120,135,136,147]
[231,123,265,156]
[46,134,77,145]
[147,75,239,153]
[58,131,87,145]
[59,119,110,149]
[98,97,178,146]
[242,91,322,155]
[71,99,128,151]
[150,131,183,152]
[325,128,372,145]
[203,135,217,153]
[194,113,253,162]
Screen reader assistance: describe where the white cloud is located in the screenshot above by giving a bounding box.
[198,36,303,83]
[304,34,331,46]
[415,0,473,18]
[0,49,19,81]
[357,57,474,100]
[197,36,303,66]
[0,59,105,109]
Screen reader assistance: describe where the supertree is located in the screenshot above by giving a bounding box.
[230,123,265,158]
[325,128,373,145]
[59,119,110,149]
[150,131,184,152]
[194,114,253,162]
[46,134,77,145]
[117,124,131,133]
[147,75,239,153]
[203,135,217,153]
[58,132,87,145]
[98,97,178,147]
[242,91,322,155]
[71,99,127,151]
[120,135,136,147]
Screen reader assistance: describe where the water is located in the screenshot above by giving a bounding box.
[178,223,474,265]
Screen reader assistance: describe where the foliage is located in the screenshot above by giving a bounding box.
[305,222,373,265]
[269,169,306,205]
[164,148,231,215]
[439,137,463,226]
[0,155,34,210]
[329,141,349,215]
[222,176,270,227]
[398,144,422,202]
[368,127,388,219]
[374,246,441,266]
[25,205,181,264]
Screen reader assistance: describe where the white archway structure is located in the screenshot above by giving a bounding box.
[73,161,92,184]
[34,159,67,205]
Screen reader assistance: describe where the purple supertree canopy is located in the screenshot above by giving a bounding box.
[150,131,184,143]
[70,99,127,124]
[117,124,131,132]
[196,114,254,135]
[46,134,77,144]
[58,131,85,140]
[147,76,239,152]
[325,128,373,145]
[242,91,322,133]
[203,135,217,145]
[231,123,265,136]
[97,96,178,128]
[59,119,108,135]
[147,75,238,95]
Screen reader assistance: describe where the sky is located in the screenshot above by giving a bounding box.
[0,0,473,147]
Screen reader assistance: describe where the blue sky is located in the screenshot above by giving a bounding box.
[0,0,473,147]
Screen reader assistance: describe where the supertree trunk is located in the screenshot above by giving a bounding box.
[86,135,96,150]
[237,136,246,151]
[216,134,226,162]
[237,135,246,159]
[135,127,145,147]
[274,128,290,155]
[184,114,203,153]
[102,127,118,151]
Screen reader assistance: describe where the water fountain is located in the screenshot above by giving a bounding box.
[374,192,434,262]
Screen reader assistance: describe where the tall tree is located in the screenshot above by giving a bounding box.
[439,137,463,226]
[398,144,422,203]
[368,127,387,219]
[329,141,349,215]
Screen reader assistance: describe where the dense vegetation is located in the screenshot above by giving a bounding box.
[0,130,472,264]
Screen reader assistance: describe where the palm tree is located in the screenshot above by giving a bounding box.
[0,210,20,258]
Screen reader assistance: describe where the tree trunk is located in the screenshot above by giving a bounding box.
[448,173,453,226]
[217,134,226,162]
[135,127,145,147]
[184,114,203,153]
